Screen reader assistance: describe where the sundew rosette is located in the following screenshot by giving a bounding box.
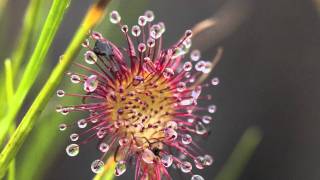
[56,10,219,180]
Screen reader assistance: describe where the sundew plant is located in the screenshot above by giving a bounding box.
[0,0,262,180]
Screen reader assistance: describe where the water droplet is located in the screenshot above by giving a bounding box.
[158,22,166,34]
[70,74,81,84]
[161,154,173,167]
[96,128,107,139]
[115,161,127,176]
[142,149,155,164]
[177,82,186,92]
[110,10,121,24]
[194,156,205,169]
[181,134,192,145]
[180,98,195,106]
[138,43,146,53]
[56,105,63,113]
[84,75,98,92]
[195,60,205,72]
[59,123,67,131]
[91,159,104,173]
[61,108,69,115]
[150,24,162,39]
[166,121,178,130]
[70,133,79,141]
[183,61,193,71]
[202,115,212,124]
[119,137,129,146]
[211,77,219,86]
[77,119,87,128]
[191,86,202,100]
[91,31,103,40]
[138,16,147,26]
[84,51,97,64]
[56,90,65,97]
[185,30,193,38]
[191,174,204,180]
[208,105,216,113]
[144,10,154,22]
[203,154,214,166]
[66,144,79,157]
[99,143,110,153]
[190,49,201,61]
[164,128,178,141]
[163,68,174,79]
[131,25,141,37]
[147,38,155,47]
[82,39,90,48]
[180,161,192,173]
[196,122,207,135]
[202,61,212,74]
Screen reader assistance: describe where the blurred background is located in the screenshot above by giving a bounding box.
[1,0,320,179]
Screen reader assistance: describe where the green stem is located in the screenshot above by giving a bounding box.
[4,59,15,180]
[0,0,111,177]
[215,127,263,180]
[0,0,70,145]
[11,0,42,76]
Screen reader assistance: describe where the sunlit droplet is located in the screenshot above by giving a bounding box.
[59,123,67,131]
[161,154,173,167]
[66,144,79,157]
[84,75,98,92]
[99,143,110,153]
[180,161,192,173]
[70,133,79,141]
[77,119,87,128]
[202,115,212,124]
[208,105,216,113]
[91,159,104,173]
[181,134,192,145]
[190,49,201,61]
[211,77,219,86]
[56,90,65,97]
[110,10,121,24]
[115,161,126,176]
[84,51,97,64]
[70,74,81,84]
[191,175,204,180]
[142,149,155,164]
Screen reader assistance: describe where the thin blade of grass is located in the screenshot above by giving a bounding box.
[4,59,15,180]
[0,0,71,145]
[0,0,111,177]
[215,127,262,180]
[11,0,42,76]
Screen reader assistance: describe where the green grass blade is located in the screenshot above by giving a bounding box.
[215,127,263,180]
[4,59,15,180]
[0,0,71,145]
[0,0,111,177]
[11,0,42,76]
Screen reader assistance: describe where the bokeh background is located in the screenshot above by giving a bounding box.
[1,0,320,179]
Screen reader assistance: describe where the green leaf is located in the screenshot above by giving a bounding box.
[0,0,111,178]
[215,127,263,180]
[0,0,71,146]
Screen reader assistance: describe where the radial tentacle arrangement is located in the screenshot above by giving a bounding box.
[56,10,220,180]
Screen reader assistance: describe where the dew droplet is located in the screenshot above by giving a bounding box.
[190,49,201,61]
[183,61,193,71]
[211,77,219,86]
[150,24,162,39]
[208,105,216,113]
[180,161,192,173]
[202,115,212,124]
[196,122,207,135]
[147,38,155,47]
[181,134,192,145]
[203,154,214,166]
[191,174,204,180]
[84,51,97,64]
[166,121,178,130]
[66,144,79,157]
[185,30,193,38]
[82,39,90,48]
[114,161,127,176]
[77,119,87,128]
[70,133,79,141]
[119,137,129,146]
[176,82,186,92]
[158,22,166,34]
[84,75,98,92]
[110,10,121,24]
[138,16,147,26]
[144,10,154,22]
[91,31,103,40]
[164,128,178,141]
[195,60,205,72]
[138,43,146,53]
[56,90,65,97]
[142,149,155,164]
[194,156,205,169]
[121,25,128,33]
[96,128,107,139]
[59,123,67,131]
[91,159,104,173]
[61,108,69,115]
[163,68,174,79]
[202,61,212,74]
[131,25,141,37]
[70,74,81,84]
[99,142,110,153]
[161,154,173,167]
